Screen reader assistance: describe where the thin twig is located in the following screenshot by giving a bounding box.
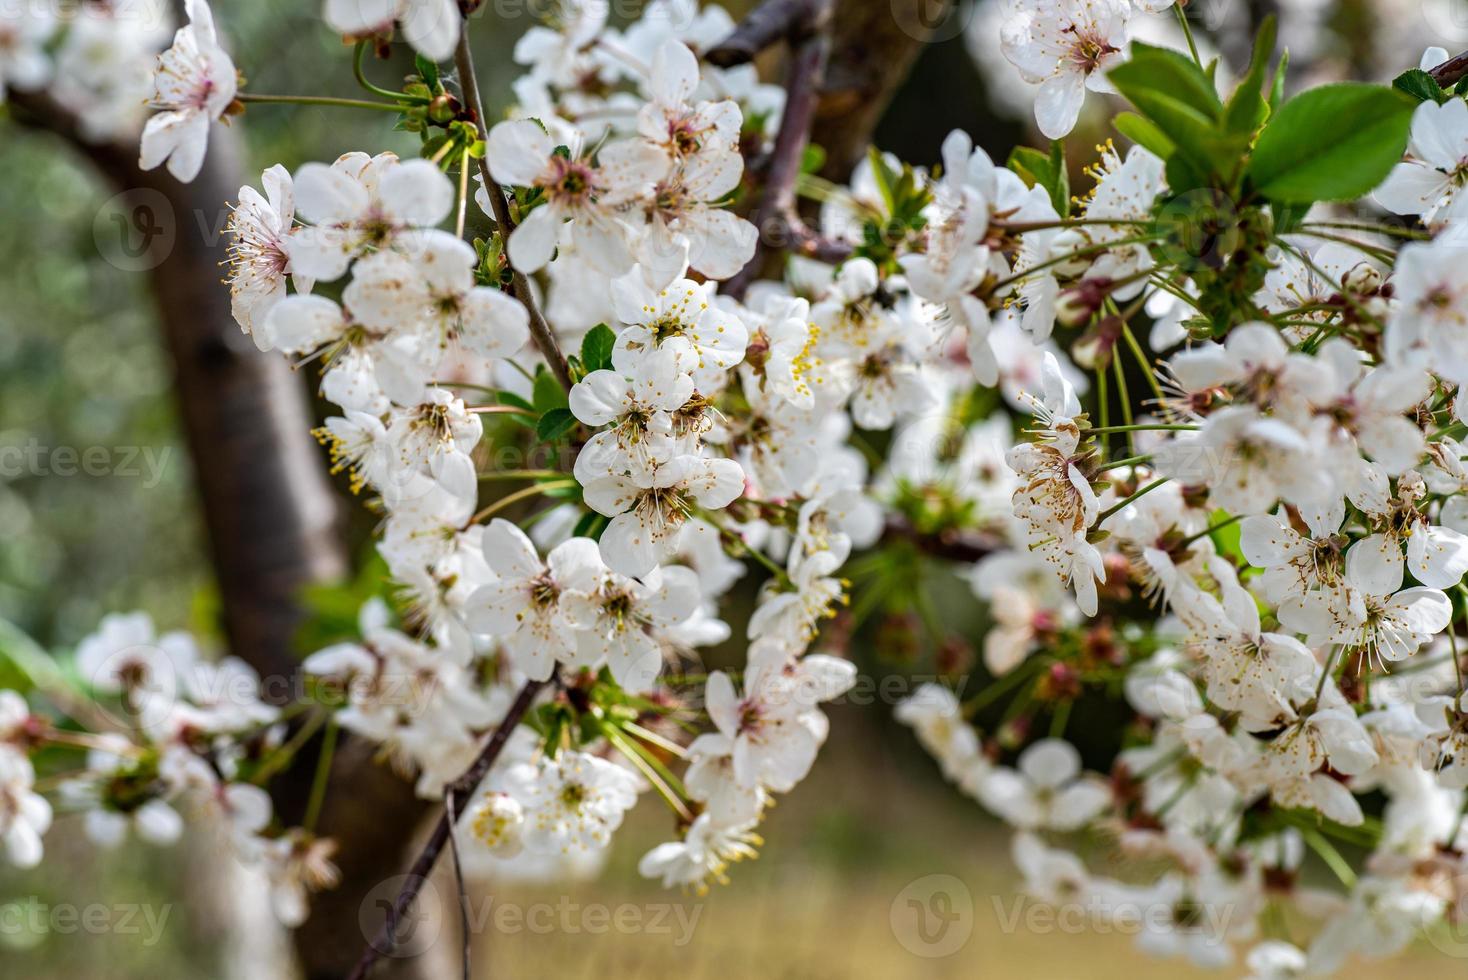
[345,678,546,980]
[452,30,574,392]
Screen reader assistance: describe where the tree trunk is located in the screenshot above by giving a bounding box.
[9,94,436,980]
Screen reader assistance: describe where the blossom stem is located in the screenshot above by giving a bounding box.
[1174,5,1202,66]
[1048,699,1072,738]
[1093,453,1152,473]
[1112,338,1134,448]
[1301,221,1429,241]
[1296,229,1397,263]
[985,234,1162,294]
[1087,423,1196,434]
[452,28,575,392]
[471,481,576,523]
[353,40,429,103]
[623,721,689,758]
[1121,322,1165,403]
[963,657,1044,718]
[1096,477,1169,523]
[1300,827,1357,888]
[1449,624,1464,693]
[478,468,564,480]
[251,709,326,785]
[454,155,471,239]
[39,727,140,754]
[466,404,536,417]
[602,721,693,821]
[303,715,338,834]
[237,93,407,113]
[1176,513,1242,547]
[1096,362,1110,439]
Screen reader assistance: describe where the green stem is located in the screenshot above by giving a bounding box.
[1122,322,1166,403]
[238,93,408,113]
[1096,477,1169,523]
[1174,4,1202,66]
[304,716,339,834]
[1177,513,1242,547]
[1094,453,1152,473]
[1300,827,1357,888]
[1088,423,1196,434]
[354,40,429,102]
[471,481,576,523]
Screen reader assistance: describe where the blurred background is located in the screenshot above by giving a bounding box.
[2,0,1467,976]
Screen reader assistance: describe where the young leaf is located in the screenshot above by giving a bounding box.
[1110,43,1223,120]
[1245,83,1414,203]
[1006,142,1070,217]
[1392,68,1447,103]
[1267,50,1289,112]
[1113,112,1175,159]
[532,369,569,413]
[580,324,616,373]
[536,407,577,442]
[1223,15,1278,135]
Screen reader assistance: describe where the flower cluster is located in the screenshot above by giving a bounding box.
[8,0,1468,974]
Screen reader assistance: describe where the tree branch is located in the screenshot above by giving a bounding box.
[882,516,1001,564]
[1430,49,1468,88]
[452,30,574,392]
[723,0,838,299]
[345,677,546,980]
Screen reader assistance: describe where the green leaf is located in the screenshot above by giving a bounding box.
[1403,68,1448,101]
[801,143,827,175]
[1223,15,1278,135]
[1113,111,1175,159]
[867,146,898,215]
[536,408,577,442]
[497,389,534,412]
[414,54,440,89]
[1110,45,1244,189]
[1110,43,1223,120]
[1245,83,1415,203]
[579,324,616,373]
[1392,68,1446,103]
[1268,50,1289,112]
[1006,141,1070,217]
[532,369,568,413]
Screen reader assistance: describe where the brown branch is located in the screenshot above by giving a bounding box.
[882,516,1001,564]
[1430,50,1468,88]
[724,0,836,299]
[346,676,546,980]
[452,31,574,393]
[706,0,819,67]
